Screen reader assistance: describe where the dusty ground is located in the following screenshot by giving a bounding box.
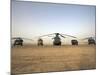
[11,45,96,74]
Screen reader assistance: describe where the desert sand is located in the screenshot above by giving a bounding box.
[11,45,96,74]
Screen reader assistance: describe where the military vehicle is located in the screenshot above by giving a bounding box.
[38,38,43,46]
[88,37,96,45]
[13,38,23,46]
[82,37,96,45]
[71,40,78,45]
[12,37,33,46]
[37,33,77,46]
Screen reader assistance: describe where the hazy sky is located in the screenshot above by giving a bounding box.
[12,0,96,44]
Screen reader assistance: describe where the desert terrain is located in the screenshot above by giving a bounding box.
[11,45,96,74]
